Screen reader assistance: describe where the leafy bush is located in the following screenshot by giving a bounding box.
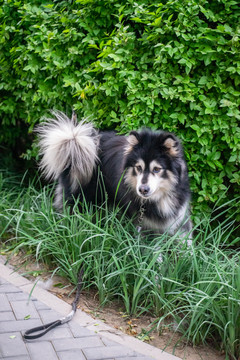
[0,0,239,218]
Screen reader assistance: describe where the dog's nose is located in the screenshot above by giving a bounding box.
[139,184,150,196]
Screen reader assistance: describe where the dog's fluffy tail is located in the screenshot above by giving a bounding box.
[37,111,99,189]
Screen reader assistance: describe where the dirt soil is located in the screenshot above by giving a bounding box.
[2,251,225,360]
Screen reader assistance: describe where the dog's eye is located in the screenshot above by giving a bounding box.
[153,167,161,174]
[136,165,142,173]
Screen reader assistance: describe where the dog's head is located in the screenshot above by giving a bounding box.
[124,129,186,201]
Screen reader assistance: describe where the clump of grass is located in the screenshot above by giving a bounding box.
[0,172,239,359]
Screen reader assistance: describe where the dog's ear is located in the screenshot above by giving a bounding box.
[162,134,180,157]
[125,131,140,155]
[128,131,140,146]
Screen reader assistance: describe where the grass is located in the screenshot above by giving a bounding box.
[0,170,240,359]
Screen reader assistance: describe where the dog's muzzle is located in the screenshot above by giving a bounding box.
[138,184,150,196]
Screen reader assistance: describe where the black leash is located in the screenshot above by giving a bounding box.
[23,267,84,341]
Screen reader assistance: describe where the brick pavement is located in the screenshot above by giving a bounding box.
[0,278,155,360]
[0,260,181,360]
[0,276,158,360]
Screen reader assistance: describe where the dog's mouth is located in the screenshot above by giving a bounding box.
[138,194,150,199]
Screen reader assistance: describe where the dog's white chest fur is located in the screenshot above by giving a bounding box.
[142,200,190,236]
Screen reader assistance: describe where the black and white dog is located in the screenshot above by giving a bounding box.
[38,111,192,241]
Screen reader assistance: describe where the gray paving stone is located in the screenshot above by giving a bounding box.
[32,299,50,311]
[82,345,137,360]
[100,337,120,347]
[57,349,87,360]
[52,336,104,352]
[69,322,98,338]
[0,284,21,293]
[37,309,69,328]
[0,294,11,312]
[38,308,62,322]
[0,319,42,333]
[26,326,73,341]
[117,357,154,360]
[27,341,58,360]
[7,292,33,301]
[0,332,28,357]
[2,357,30,360]
[0,311,15,321]
[10,300,39,320]
[0,278,7,285]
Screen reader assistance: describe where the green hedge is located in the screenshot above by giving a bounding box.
[0,0,239,220]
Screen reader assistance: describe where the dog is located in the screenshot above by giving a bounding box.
[37,111,192,241]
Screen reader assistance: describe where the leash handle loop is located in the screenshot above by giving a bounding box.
[23,266,84,341]
[23,319,62,340]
